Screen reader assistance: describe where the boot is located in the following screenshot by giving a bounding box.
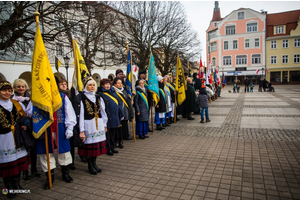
[176,117,180,121]
[187,113,195,120]
[112,149,118,153]
[139,135,145,139]
[106,149,114,156]
[118,141,124,149]
[61,166,73,183]
[69,145,76,170]
[91,157,102,173]
[206,118,211,122]
[12,173,22,190]
[169,118,174,124]
[80,155,87,163]
[148,126,153,132]
[143,134,149,138]
[156,124,163,131]
[30,150,40,176]
[44,169,54,190]
[22,170,29,181]
[87,158,98,175]
[200,119,204,123]
[160,123,165,129]
[68,163,76,170]
[3,177,16,199]
[166,118,171,125]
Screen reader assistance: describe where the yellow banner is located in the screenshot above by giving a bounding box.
[175,55,186,105]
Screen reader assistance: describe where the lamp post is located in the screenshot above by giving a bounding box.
[63,55,70,86]
[261,67,264,79]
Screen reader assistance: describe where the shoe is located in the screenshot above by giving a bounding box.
[164,123,170,126]
[80,155,87,163]
[139,135,145,139]
[23,170,29,181]
[61,166,73,183]
[143,134,149,138]
[13,173,23,190]
[31,168,41,177]
[68,163,76,170]
[200,119,204,123]
[206,119,211,122]
[87,158,98,175]
[3,177,16,199]
[160,124,165,129]
[112,149,118,153]
[91,157,102,173]
[148,127,153,132]
[106,150,114,156]
[44,169,54,190]
[187,113,195,120]
[118,142,124,149]
[156,124,163,131]
[124,137,133,140]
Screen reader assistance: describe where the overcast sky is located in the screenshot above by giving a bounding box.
[181,1,300,65]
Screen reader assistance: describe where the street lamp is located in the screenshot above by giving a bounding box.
[63,55,70,86]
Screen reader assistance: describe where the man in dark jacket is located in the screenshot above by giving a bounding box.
[185,78,199,120]
[263,79,268,92]
[155,75,167,130]
[258,78,263,92]
[192,73,202,91]
[244,77,250,92]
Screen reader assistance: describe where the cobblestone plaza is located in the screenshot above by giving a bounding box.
[1,85,300,200]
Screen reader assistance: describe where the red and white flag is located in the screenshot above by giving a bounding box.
[256,69,260,74]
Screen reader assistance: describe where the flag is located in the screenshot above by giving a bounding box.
[214,68,218,84]
[222,72,226,88]
[147,52,160,106]
[216,67,221,86]
[206,61,212,85]
[256,69,260,74]
[125,50,133,98]
[72,38,90,94]
[31,26,62,139]
[266,69,269,73]
[175,55,186,105]
[55,56,61,72]
[198,58,203,79]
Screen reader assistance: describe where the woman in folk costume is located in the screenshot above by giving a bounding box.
[36,78,76,189]
[112,77,134,147]
[163,76,172,126]
[0,81,31,199]
[155,75,167,131]
[134,79,149,139]
[77,77,108,175]
[97,78,125,156]
[12,78,40,180]
[166,75,176,123]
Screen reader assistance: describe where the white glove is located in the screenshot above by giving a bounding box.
[121,117,124,121]
[65,129,73,139]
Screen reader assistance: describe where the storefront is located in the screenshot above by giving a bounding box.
[223,70,264,85]
[267,68,300,84]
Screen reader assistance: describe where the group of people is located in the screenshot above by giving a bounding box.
[231,77,275,93]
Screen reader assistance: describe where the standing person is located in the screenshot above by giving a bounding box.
[258,78,263,92]
[76,77,108,175]
[236,80,241,93]
[233,81,236,93]
[112,77,134,147]
[197,85,210,123]
[185,78,198,120]
[36,78,77,189]
[12,79,40,180]
[134,79,149,139]
[97,78,124,156]
[192,73,202,91]
[166,75,176,123]
[155,75,167,130]
[244,77,250,92]
[263,79,268,92]
[0,81,31,199]
[250,82,254,92]
[163,76,172,126]
[172,77,181,122]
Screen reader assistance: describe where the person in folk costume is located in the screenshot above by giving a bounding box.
[163,76,172,126]
[35,77,76,189]
[185,78,199,120]
[165,75,176,123]
[155,75,167,130]
[0,81,31,199]
[172,77,181,122]
[112,77,134,147]
[97,78,125,156]
[139,70,153,132]
[11,79,40,180]
[181,72,189,118]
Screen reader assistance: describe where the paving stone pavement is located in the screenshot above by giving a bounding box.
[1,85,300,200]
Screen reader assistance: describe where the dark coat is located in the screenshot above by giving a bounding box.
[197,88,210,108]
[258,79,263,87]
[263,79,268,88]
[155,82,167,113]
[70,92,84,147]
[15,116,35,151]
[184,83,199,113]
[134,86,149,122]
[193,77,202,90]
[244,79,250,86]
[118,89,134,121]
[167,82,176,103]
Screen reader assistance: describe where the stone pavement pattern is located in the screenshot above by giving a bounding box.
[1,85,300,200]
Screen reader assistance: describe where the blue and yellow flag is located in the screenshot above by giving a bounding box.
[147,52,160,106]
[175,55,186,105]
[31,26,62,139]
[125,50,133,98]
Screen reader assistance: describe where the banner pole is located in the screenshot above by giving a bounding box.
[44,130,52,189]
[174,94,177,123]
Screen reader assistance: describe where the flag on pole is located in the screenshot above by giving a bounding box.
[147,52,160,106]
[256,69,260,74]
[125,50,133,98]
[31,25,62,139]
[216,67,220,86]
[55,56,61,72]
[198,58,203,78]
[222,71,226,88]
[175,55,186,105]
[214,68,218,84]
[206,61,212,85]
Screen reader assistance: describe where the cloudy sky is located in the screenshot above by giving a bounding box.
[181,1,300,65]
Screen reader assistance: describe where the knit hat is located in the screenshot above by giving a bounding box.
[201,85,206,88]
[157,75,163,82]
[115,69,123,76]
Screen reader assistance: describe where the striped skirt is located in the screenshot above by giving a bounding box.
[0,155,30,178]
[78,141,107,157]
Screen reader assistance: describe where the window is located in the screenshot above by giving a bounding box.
[224,41,228,50]
[290,71,300,82]
[271,41,277,49]
[223,56,231,65]
[282,40,289,48]
[210,42,217,52]
[294,55,300,63]
[245,39,249,48]
[294,39,300,47]
[282,55,288,64]
[214,22,217,27]
[226,25,235,35]
[208,30,217,39]
[236,55,247,65]
[238,12,244,20]
[56,43,64,56]
[276,26,284,34]
[270,72,281,82]
[247,23,257,32]
[212,57,216,67]
[271,56,277,64]
[233,40,238,49]
[252,54,261,64]
[255,38,259,47]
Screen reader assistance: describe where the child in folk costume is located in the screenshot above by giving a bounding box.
[0,81,31,199]
[36,78,76,189]
[163,76,172,126]
[77,77,108,175]
[155,75,167,130]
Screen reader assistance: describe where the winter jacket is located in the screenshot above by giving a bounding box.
[155,82,167,113]
[134,86,149,122]
[197,88,210,108]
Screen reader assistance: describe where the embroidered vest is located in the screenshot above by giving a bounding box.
[0,104,20,134]
[82,94,102,120]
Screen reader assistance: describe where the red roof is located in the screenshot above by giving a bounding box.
[267,9,300,26]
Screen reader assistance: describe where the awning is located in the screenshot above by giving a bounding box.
[224,70,264,76]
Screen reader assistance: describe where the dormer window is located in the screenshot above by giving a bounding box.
[214,22,217,27]
[238,12,244,20]
[275,25,285,34]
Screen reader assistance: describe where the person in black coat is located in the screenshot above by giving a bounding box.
[192,73,202,91]
[258,78,263,92]
[134,79,149,139]
[263,79,268,92]
[184,78,198,120]
[155,75,167,130]
[244,77,250,92]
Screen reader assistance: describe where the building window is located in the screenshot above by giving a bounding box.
[56,43,64,56]
[282,40,289,48]
[290,71,300,82]
[270,72,281,82]
[223,56,231,65]
[233,40,238,49]
[255,38,259,47]
[210,42,217,52]
[294,55,300,63]
[226,25,235,35]
[214,22,217,27]
[252,54,261,64]
[212,57,216,67]
[276,26,284,34]
[238,12,244,20]
[294,38,300,47]
[247,23,257,32]
[208,30,217,39]
[236,55,247,65]
[245,39,249,48]
[271,41,277,49]
[271,56,277,64]
[224,41,228,50]
[282,55,288,64]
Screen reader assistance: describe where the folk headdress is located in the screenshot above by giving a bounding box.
[0,81,12,91]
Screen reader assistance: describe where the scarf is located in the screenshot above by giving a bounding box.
[59,88,70,98]
[12,95,30,102]
[112,86,124,94]
[136,85,146,94]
